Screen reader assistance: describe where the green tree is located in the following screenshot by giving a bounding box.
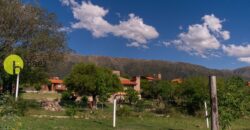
[218,76,249,130]
[0,0,68,92]
[141,79,155,99]
[178,77,209,115]
[125,88,139,105]
[64,63,122,109]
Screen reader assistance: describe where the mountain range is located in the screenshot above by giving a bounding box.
[50,54,250,80]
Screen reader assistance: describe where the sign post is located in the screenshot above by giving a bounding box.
[3,54,24,101]
[15,74,20,101]
[113,98,117,128]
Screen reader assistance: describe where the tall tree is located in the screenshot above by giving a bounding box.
[0,0,68,92]
[64,63,122,109]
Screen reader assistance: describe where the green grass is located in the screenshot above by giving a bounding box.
[9,93,250,130]
[20,105,250,130]
[21,92,61,100]
[17,115,250,130]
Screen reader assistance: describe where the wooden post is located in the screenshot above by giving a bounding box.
[209,76,219,130]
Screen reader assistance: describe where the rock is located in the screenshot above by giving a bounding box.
[41,99,62,111]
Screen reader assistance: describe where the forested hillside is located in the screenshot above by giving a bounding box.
[49,54,247,80]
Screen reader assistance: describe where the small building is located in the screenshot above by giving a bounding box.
[119,77,141,92]
[141,73,162,81]
[109,71,141,102]
[247,82,250,87]
[171,78,183,84]
[41,77,67,92]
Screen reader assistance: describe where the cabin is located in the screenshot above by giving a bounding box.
[112,70,141,92]
[109,71,141,102]
[41,77,67,92]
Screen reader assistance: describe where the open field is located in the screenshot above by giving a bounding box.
[17,115,250,130]
[16,92,250,130]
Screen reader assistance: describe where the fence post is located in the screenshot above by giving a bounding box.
[204,101,209,128]
[209,76,219,130]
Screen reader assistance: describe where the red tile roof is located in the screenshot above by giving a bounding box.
[146,76,155,80]
[119,77,137,86]
[49,79,63,84]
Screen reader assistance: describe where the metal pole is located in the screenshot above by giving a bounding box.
[15,74,20,101]
[204,101,209,128]
[113,98,117,128]
[209,76,219,130]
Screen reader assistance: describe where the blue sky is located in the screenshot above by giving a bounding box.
[24,0,250,69]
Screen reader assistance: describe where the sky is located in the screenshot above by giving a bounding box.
[23,0,250,69]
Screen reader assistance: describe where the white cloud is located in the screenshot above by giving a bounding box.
[113,13,159,44]
[220,31,230,40]
[203,14,222,32]
[202,14,230,40]
[58,26,72,33]
[238,57,250,64]
[162,41,171,47]
[222,44,250,64]
[222,44,250,57]
[167,14,229,58]
[71,1,112,37]
[60,0,78,6]
[61,1,159,48]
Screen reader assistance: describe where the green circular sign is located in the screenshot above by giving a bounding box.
[3,54,24,75]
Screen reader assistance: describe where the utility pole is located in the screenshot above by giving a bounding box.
[209,76,219,130]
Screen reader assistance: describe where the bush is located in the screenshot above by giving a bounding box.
[25,99,40,109]
[79,96,88,108]
[218,76,250,130]
[60,92,76,107]
[65,107,76,117]
[117,106,131,117]
[34,84,41,91]
[176,77,209,115]
[16,99,28,116]
[134,100,145,112]
[61,92,72,101]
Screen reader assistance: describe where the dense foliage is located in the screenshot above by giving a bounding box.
[64,63,122,109]
[0,0,68,92]
[125,88,139,105]
[218,77,250,130]
[141,76,249,129]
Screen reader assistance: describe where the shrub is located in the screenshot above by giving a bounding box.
[218,76,250,130]
[65,107,76,117]
[16,99,28,116]
[61,92,72,101]
[79,96,88,108]
[134,100,145,112]
[25,99,40,109]
[177,77,209,115]
[117,106,131,117]
[60,92,76,107]
[34,84,41,91]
